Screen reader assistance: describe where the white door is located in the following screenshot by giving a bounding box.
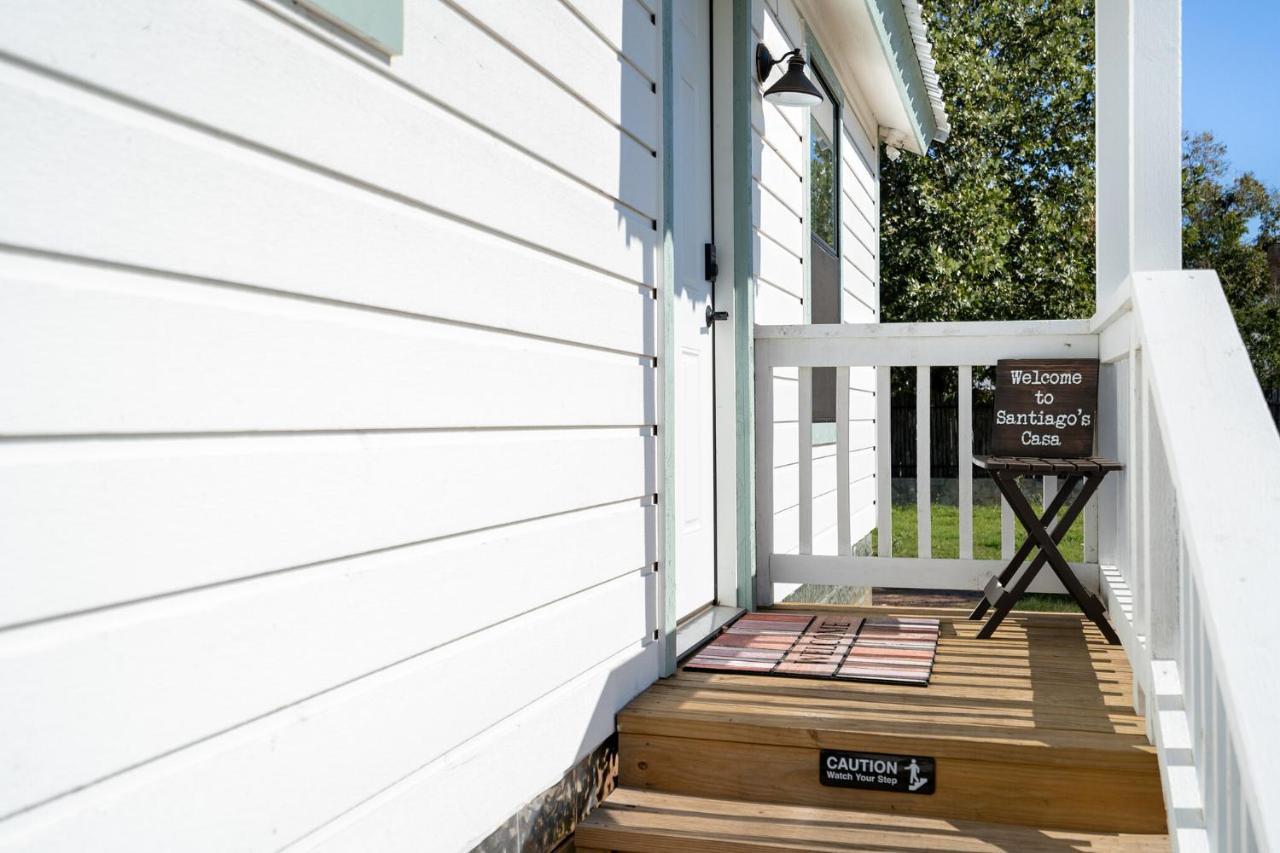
[672,0,716,619]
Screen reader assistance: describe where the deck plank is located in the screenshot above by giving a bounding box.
[578,788,1168,852]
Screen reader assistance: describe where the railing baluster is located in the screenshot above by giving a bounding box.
[958,366,974,560]
[916,366,931,559]
[876,365,892,557]
[836,366,851,556]
[798,366,813,556]
[754,364,775,607]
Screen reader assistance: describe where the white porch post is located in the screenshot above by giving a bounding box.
[1095,0,1182,305]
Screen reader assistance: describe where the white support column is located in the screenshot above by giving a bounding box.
[1132,0,1182,274]
[1096,0,1182,308]
[1095,0,1133,303]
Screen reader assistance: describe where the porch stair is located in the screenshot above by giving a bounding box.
[579,608,1169,851]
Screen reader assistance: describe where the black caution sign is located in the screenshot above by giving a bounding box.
[818,749,936,795]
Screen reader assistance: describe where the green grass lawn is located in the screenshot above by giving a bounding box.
[869,500,1084,612]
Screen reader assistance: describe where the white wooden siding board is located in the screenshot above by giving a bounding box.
[758,142,805,215]
[842,277,876,318]
[0,272,651,435]
[445,0,659,149]
[751,109,804,175]
[756,275,804,322]
[559,0,659,81]
[841,191,878,251]
[0,501,651,816]
[0,1,659,222]
[0,428,651,626]
[756,235,804,299]
[841,146,878,209]
[841,245,877,291]
[852,504,878,546]
[841,120,877,185]
[0,61,657,294]
[774,0,805,53]
[0,246,652,374]
[850,366,876,396]
[776,453,845,513]
[289,643,659,853]
[772,376,799,426]
[754,184,804,259]
[759,177,804,226]
[842,290,877,323]
[0,574,651,852]
[774,423,875,469]
[755,131,803,184]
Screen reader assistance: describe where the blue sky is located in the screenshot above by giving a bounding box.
[1183,0,1280,188]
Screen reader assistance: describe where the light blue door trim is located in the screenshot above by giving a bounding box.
[731,0,756,612]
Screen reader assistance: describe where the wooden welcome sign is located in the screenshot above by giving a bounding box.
[991,359,1099,457]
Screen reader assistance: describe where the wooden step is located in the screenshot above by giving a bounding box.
[576,788,1169,852]
[616,610,1167,834]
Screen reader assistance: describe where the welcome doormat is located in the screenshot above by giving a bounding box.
[684,612,940,686]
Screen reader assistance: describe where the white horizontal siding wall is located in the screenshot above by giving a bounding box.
[0,1,659,851]
[753,0,880,589]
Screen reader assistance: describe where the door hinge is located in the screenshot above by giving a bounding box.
[704,242,718,281]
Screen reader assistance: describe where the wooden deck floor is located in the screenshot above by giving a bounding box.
[600,607,1167,847]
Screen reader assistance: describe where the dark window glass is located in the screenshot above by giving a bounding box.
[810,120,837,251]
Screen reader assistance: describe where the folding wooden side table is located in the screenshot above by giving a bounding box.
[969,456,1122,644]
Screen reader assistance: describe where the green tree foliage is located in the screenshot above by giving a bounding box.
[1182,132,1280,388]
[880,2,1280,392]
[880,0,1096,325]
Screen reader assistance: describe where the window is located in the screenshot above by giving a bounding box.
[809,68,840,431]
[810,115,838,253]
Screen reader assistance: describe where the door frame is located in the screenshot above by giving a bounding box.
[656,0,753,676]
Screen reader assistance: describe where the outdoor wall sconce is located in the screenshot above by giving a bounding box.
[755,45,824,107]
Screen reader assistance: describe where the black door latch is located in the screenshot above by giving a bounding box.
[706,305,729,327]
[704,243,718,281]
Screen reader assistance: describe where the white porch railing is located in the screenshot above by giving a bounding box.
[753,318,1101,604]
[752,271,1280,851]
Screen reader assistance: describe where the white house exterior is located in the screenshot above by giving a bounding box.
[0,1,948,850]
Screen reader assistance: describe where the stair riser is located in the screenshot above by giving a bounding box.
[619,733,1167,834]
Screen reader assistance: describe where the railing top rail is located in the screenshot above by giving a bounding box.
[1133,269,1280,845]
[754,319,1097,368]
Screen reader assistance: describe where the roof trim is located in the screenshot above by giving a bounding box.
[862,0,949,151]
[900,0,951,143]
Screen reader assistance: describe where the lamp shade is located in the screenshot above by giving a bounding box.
[763,55,823,107]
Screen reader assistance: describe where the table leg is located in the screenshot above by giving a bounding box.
[969,473,1081,620]
[985,472,1120,644]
